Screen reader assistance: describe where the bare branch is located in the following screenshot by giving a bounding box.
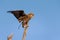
[22,27,28,40]
[7,33,13,40]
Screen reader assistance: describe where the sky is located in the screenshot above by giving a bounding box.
[0,0,60,40]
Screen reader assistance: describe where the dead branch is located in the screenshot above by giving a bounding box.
[22,27,28,40]
[7,33,13,40]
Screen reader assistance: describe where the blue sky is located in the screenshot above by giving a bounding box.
[0,0,60,40]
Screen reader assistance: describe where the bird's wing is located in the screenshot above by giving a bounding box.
[8,10,26,19]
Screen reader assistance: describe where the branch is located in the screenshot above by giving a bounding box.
[22,27,28,40]
[7,33,13,40]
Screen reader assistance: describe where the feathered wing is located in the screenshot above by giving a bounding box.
[8,10,26,19]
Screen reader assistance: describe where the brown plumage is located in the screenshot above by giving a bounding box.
[8,10,34,28]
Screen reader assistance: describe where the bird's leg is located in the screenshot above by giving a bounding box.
[22,21,29,28]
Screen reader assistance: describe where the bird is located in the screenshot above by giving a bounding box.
[7,10,34,28]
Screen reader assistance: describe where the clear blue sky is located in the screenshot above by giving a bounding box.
[0,0,60,40]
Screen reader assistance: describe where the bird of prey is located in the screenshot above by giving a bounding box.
[8,10,34,28]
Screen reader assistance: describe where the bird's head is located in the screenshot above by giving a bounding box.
[28,13,34,18]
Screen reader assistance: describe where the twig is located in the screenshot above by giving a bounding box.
[7,33,13,40]
[22,27,28,40]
